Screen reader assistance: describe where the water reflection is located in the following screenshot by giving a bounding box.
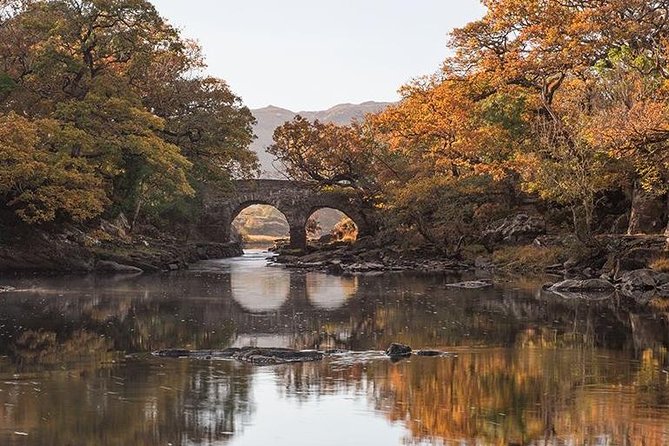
[0,251,668,445]
[227,253,291,313]
[306,273,357,310]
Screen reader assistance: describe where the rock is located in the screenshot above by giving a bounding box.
[0,286,16,293]
[0,228,95,272]
[445,280,492,289]
[347,262,385,272]
[317,234,334,245]
[545,264,564,274]
[385,343,412,358]
[154,347,324,365]
[274,254,300,264]
[232,348,323,365]
[483,214,545,247]
[99,213,131,241]
[415,350,443,356]
[549,279,615,292]
[615,248,658,275]
[95,260,143,274]
[618,269,669,290]
[326,262,344,275]
[474,256,493,269]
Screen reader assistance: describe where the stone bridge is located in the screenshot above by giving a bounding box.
[198,179,376,249]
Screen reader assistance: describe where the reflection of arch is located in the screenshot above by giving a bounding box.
[306,273,358,310]
[229,255,290,313]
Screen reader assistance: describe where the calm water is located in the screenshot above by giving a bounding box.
[0,250,668,445]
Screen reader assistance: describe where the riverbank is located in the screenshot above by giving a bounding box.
[0,219,242,274]
[272,233,669,302]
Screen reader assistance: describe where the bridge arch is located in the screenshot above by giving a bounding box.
[199,180,376,250]
[306,206,360,242]
[231,203,290,246]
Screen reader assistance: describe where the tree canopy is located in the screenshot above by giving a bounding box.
[269,0,669,247]
[0,0,257,226]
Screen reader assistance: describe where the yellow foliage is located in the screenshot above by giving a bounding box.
[492,245,566,272]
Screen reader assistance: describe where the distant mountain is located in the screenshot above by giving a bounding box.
[250,101,391,178]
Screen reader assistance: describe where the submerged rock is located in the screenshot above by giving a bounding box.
[153,347,323,365]
[385,343,412,358]
[445,280,492,289]
[232,348,323,365]
[415,350,444,356]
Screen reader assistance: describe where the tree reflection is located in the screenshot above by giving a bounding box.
[0,263,668,445]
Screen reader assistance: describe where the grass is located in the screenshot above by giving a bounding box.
[492,245,566,272]
[650,257,669,272]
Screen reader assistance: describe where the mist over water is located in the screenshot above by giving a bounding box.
[0,251,668,445]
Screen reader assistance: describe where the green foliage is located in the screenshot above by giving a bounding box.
[0,0,255,228]
[392,175,510,250]
[0,72,14,94]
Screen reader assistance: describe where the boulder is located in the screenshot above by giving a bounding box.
[483,214,545,246]
[99,213,131,241]
[615,248,658,274]
[549,279,615,293]
[619,269,669,290]
[385,343,412,358]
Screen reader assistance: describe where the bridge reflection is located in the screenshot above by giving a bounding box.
[225,252,358,313]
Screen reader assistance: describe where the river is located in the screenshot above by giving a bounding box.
[0,250,668,445]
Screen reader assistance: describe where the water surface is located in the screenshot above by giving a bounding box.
[0,250,668,445]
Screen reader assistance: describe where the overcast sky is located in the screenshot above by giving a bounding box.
[150,1,486,111]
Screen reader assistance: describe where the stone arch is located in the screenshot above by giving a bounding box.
[199,180,378,251]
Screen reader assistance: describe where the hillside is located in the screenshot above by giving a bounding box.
[251,101,391,178]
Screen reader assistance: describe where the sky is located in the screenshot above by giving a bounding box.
[150,1,486,111]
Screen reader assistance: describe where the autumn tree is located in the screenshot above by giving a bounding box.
[0,0,256,227]
[269,116,378,191]
[0,112,108,223]
[449,0,669,235]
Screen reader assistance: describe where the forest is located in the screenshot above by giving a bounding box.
[270,0,669,258]
[0,0,257,230]
[3,0,669,271]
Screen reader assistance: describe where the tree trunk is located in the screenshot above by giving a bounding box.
[131,196,143,232]
[627,181,666,235]
[572,204,597,247]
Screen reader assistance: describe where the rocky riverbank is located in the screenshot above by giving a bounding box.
[0,216,242,274]
[272,237,474,274]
